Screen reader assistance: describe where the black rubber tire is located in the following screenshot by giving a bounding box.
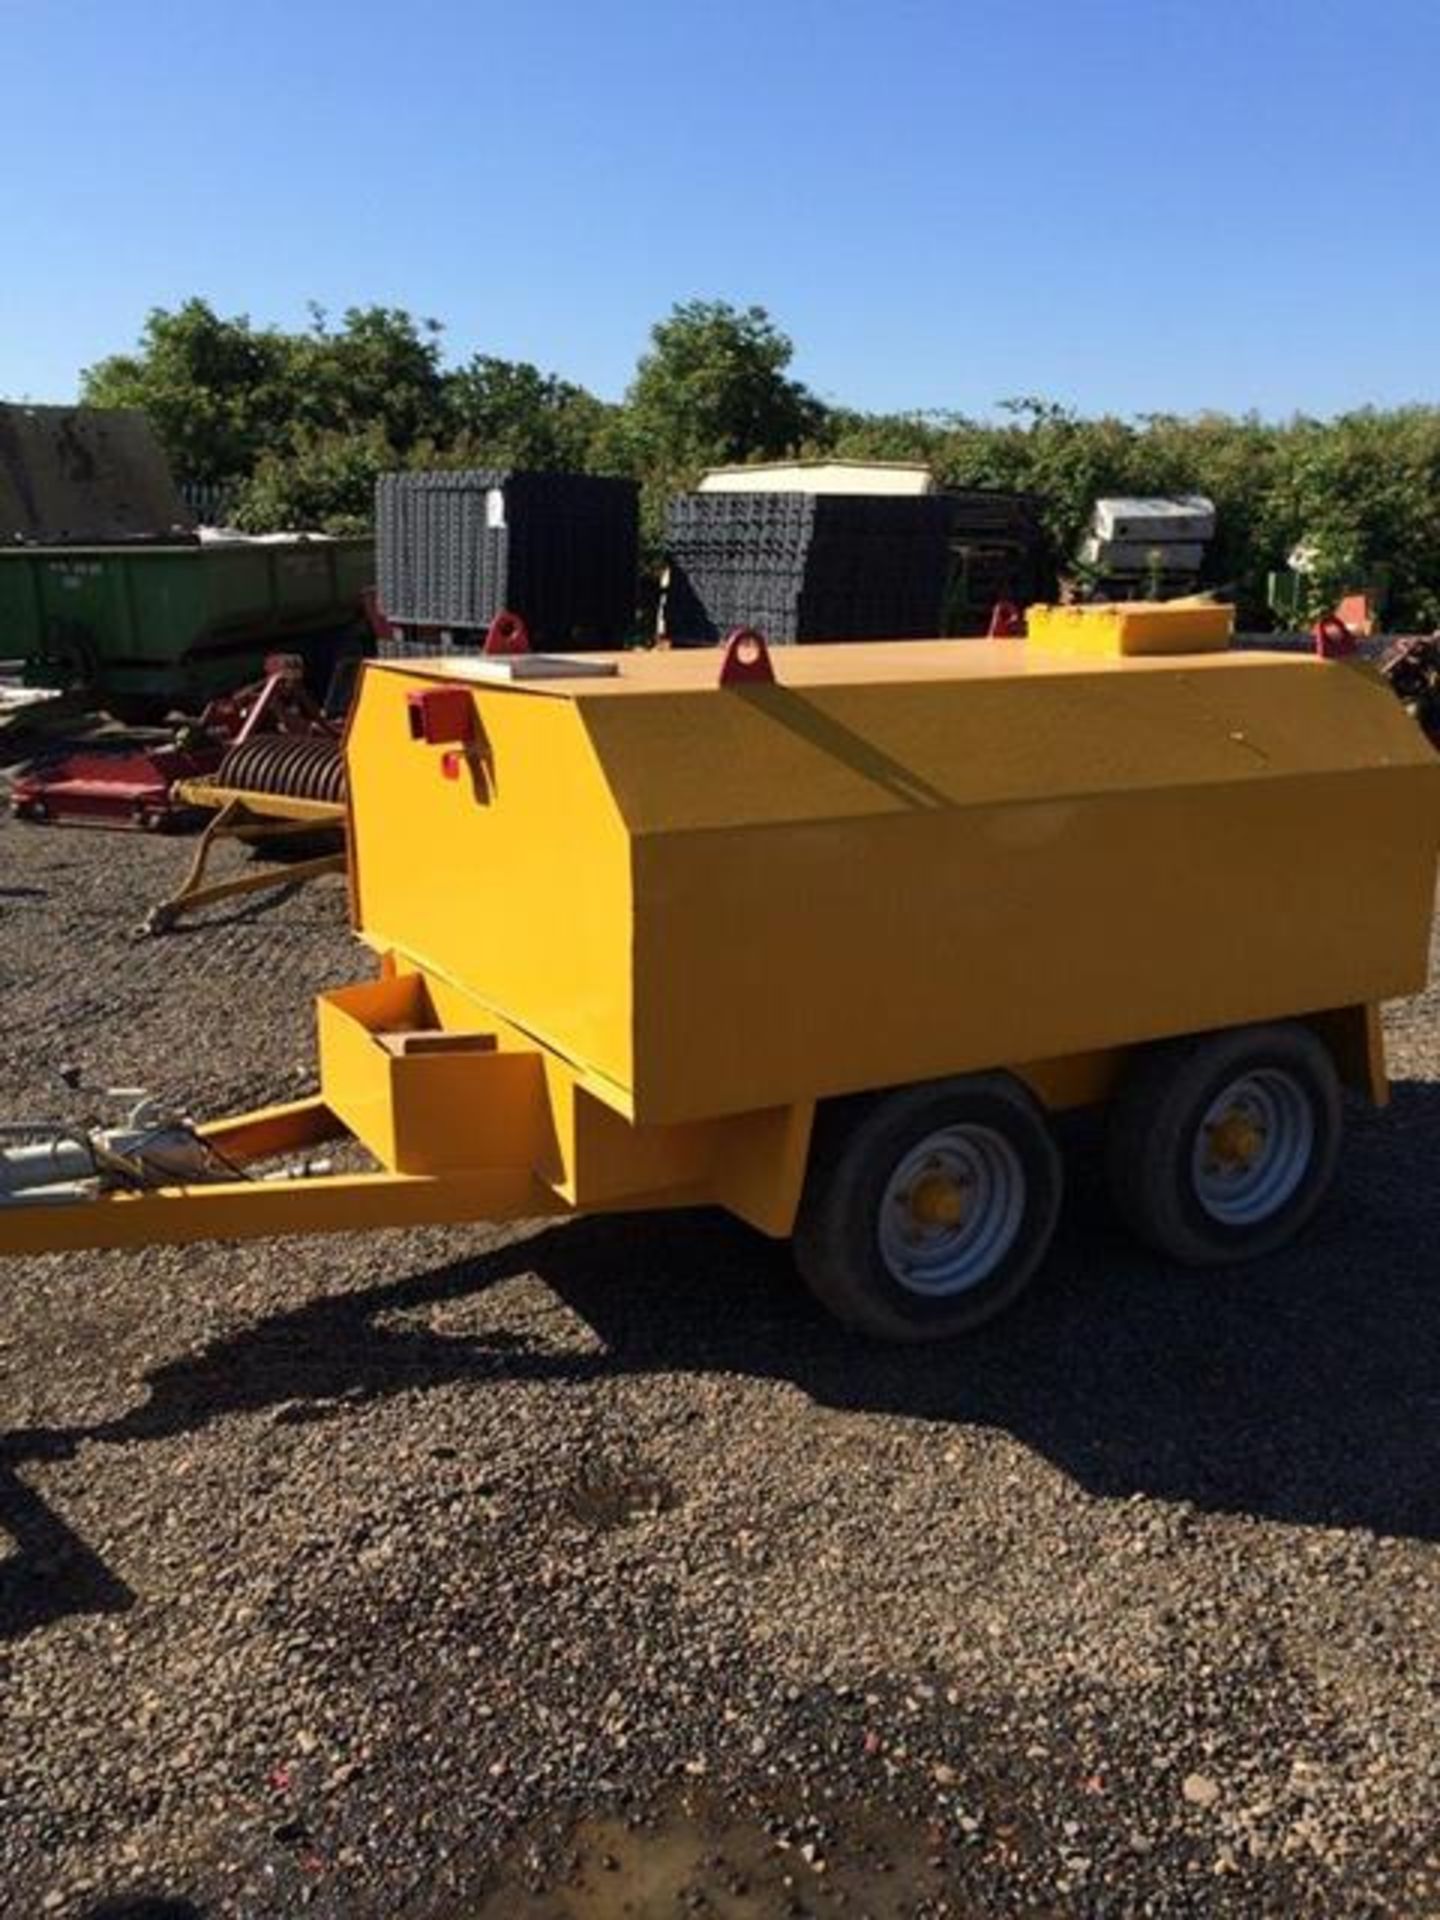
[792,1074,1064,1343]
[1105,1022,1342,1266]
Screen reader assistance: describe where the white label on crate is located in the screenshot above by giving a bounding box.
[486,488,506,530]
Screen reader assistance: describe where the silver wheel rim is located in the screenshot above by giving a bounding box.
[1191,1069,1314,1226]
[878,1124,1027,1298]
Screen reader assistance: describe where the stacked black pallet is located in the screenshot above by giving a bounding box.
[664,493,952,644]
[944,489,1052,632]
[376,470,639,653]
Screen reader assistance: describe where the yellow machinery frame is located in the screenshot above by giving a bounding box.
[0,955,816,1254]
[143,782,346,934]
[0,956,1385,1260]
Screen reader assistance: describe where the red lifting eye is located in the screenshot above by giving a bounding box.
[484,609,530,655]
[1313,615,1358,660]
[407,687,475,745]
[988,600,1024,638]
[719,626,776,685]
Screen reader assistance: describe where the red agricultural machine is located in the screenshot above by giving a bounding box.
[1379,634,1440,750]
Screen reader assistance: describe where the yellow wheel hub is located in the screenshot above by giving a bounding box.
[1205,1108,1264,1170]
[908,1169,968,1230]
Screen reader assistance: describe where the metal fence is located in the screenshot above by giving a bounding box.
[179,480,240,526]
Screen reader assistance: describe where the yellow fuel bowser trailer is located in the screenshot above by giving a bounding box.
[3,611,1437,1341]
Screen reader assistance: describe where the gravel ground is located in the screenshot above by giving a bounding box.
[0,811,1437,1919]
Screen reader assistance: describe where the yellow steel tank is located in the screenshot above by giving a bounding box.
[345,636,1437,1128]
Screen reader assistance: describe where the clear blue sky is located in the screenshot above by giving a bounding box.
[4,0,1437,421]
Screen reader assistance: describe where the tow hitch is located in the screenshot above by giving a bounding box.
[0,1070,227,1208]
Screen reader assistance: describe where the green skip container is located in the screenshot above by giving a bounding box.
[0,536,374,721]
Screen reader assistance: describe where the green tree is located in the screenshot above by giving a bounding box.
[445,355,612,470]
[289,304,448,451]
[625,299,825,482]
[76,294,1440,627]
[82,300,450,491]
[231,424,396,535]
[81,298,297,483]
[818,407,947,464]
[621,299,828,555]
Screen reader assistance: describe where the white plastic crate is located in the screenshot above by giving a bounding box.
[1091,496,1215,544]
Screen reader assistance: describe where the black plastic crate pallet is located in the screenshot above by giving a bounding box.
[665,491,951,644]
[946,489,1045,539]
[378,470,638,648]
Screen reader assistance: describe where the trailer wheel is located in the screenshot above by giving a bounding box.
[1106,1022,1342,1266]
[793,1074,1064,1342]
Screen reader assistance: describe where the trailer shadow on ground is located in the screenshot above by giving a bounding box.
[0,1461,134,1639]
[3,1083,1438,1641]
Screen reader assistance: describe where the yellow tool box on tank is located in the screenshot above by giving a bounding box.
[1024,597,1233,655]
[3,610,1437,1342]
